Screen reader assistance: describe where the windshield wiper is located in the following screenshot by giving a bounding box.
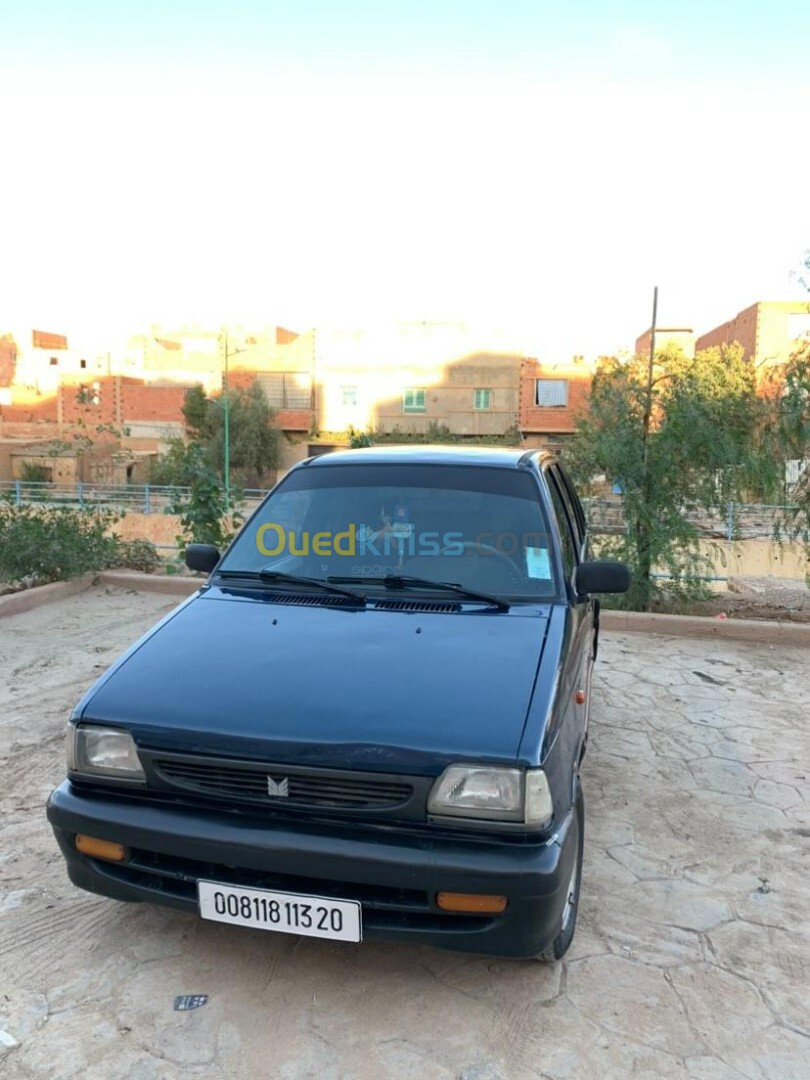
[217,569,365,603]
[328,574,509,611]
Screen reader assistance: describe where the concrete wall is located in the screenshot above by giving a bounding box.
[635,328,696,359]
[696,301,810,368]
[700,539,807,581]
[112,513,244,549]
[696,303,760,359]
[279,437,311,473]
[10,453,78,484]
[755,301,810,366]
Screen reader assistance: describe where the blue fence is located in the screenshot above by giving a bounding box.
[0,481,271,514]
[1,482,801,541]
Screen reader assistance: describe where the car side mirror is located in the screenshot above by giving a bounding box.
[574,560,630,597]
[185,543,221,574]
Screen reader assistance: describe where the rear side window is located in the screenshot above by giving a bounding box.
[554,464,586,548]
[550,465,584,551]
[545,471,577,580]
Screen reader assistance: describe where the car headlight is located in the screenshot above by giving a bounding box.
[67,725,145,781]
[427,765,552,826]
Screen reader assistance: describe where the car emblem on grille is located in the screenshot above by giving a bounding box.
[267,776,289,798]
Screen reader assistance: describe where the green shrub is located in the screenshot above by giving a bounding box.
[18,462,52,484]
[167,443,240,555]
[109,538,161,574]
[0,502,160,584]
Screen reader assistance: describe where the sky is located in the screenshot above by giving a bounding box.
[1,1,809,359]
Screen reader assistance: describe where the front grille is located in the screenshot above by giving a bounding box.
[152,758,414,811]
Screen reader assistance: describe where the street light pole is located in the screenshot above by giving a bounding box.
[219,329,248,511]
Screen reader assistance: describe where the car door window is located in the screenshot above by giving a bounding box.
[550,465,584,555]
[546,471,577,581]
[555,464,587,550]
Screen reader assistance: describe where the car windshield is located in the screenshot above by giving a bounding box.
[217,463,558,600]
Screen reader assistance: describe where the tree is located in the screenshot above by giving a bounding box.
[179,382,282,488]
[209,381,282,488]
[762,343,810,556]
[567,343,768,611]
[790,248,810,293]
[168,443,236,553]
[147,437,197,487]
[181,384,212,439]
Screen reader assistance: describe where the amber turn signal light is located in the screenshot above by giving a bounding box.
[574,689,586,705]
[75,834,127,862]
[436,892,508,914]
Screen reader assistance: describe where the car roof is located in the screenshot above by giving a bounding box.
[302,445,554,469]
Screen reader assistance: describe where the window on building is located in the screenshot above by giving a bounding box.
[79,359,87,369]
[341,385,358,407]
[256,372,313,410]
[535,379,568,407]
[49,357,58,366]
[473,388,492,410]
[403,388,426,413]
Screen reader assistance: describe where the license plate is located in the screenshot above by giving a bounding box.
[197,880,362,942]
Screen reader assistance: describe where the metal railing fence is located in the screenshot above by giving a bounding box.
[0,481,271,514]
[582,496,803,541]
[1,482,803,541]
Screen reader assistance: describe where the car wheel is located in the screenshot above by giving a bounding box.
[535,779,584,962]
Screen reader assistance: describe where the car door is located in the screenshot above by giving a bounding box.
[544,463,593,771]
[554,461,599,655]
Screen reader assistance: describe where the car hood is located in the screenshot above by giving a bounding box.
[80,587,552,774]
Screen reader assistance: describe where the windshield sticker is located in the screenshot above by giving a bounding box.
[526,546,551,580]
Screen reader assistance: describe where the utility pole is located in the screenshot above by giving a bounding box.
[221,328,231,510]
[642,285,658,465]
[638,285,659,611]
[647,286,658,403]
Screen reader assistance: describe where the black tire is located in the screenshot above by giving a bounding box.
[536,779,584,962]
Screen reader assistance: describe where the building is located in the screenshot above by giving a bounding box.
[11,329,110,396]
[0,335,16,388]
[311,323,522,438]
[696,301,810,367]
[635,327,696,359]
[518,356,593,449]
[0,320,597,482]
[228,323,526,469]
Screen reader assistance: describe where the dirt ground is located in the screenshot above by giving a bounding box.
[686,578,810,625]
[1,586,808,1079]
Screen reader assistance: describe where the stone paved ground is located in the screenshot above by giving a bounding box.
[1,587,808,1079]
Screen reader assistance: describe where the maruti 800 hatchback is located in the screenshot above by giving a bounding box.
[48,446,629,960]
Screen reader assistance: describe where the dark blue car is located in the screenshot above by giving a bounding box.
[48,446,629,959]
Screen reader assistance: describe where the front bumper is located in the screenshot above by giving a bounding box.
[47,781,577,958]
